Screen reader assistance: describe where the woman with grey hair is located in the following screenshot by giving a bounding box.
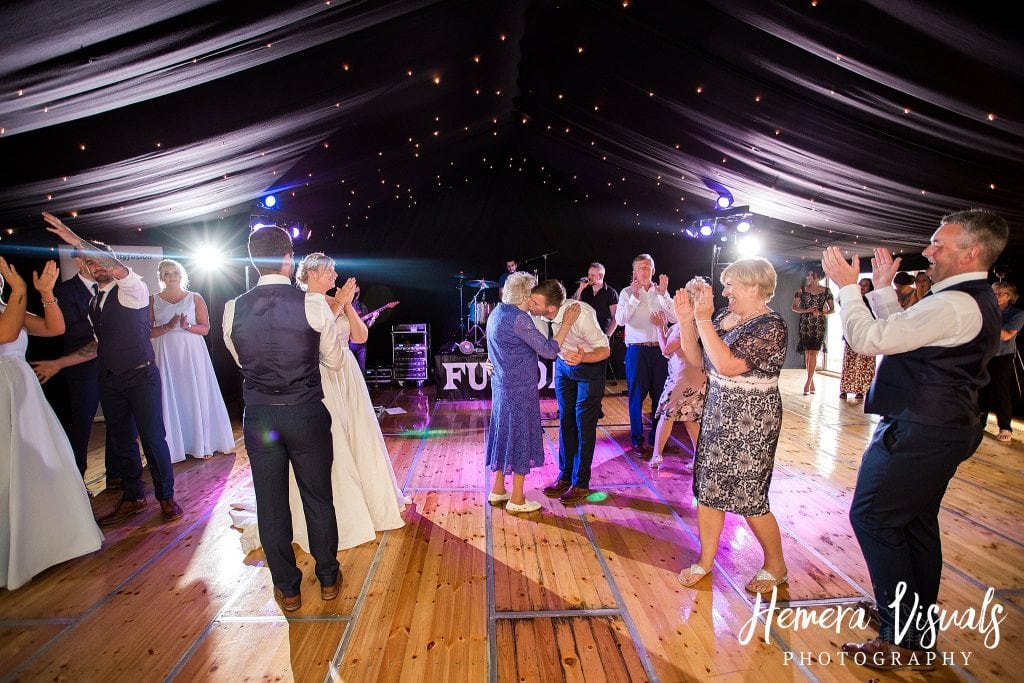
[486,272,579,513]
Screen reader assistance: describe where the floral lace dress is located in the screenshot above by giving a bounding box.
[693,310,788,516]
[794,287,832,352]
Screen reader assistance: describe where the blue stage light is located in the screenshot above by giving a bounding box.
[699,223,713,236]
[264,194,277,208]
[716,194,733,209]
[736,220,751,233]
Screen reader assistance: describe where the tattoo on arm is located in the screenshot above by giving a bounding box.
[76,340,98,357]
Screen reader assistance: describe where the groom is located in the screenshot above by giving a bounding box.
[223,226,344,612]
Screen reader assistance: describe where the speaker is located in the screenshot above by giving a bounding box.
[458,340,476,355]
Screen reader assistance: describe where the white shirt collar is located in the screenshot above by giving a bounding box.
[256,274,292,286]
[931,271,988,293]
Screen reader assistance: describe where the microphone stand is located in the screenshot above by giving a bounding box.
[520,250,557,281]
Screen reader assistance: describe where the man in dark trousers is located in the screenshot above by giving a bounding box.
[822,210,1008,671]
[32,249,128,486]
[43,212,181,525]
[223,226,344,612]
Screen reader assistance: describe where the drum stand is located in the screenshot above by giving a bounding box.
[467,288,487,347]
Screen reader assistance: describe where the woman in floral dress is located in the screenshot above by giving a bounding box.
[839,278,876,399]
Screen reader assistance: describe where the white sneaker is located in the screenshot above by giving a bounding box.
[997,430,1012,443]
[505,499,542,514]
[487,492,511,505]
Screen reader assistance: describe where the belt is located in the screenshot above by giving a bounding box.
[627,342,659,347]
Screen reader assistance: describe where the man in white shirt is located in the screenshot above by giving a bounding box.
[530,280,610,504]
[822,209,1008,670]
[614,254,676,458]
[43,213,182,526]
[223,226,345,612]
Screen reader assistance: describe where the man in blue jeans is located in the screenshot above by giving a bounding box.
[529,280,610,504]
[822,210,1008,671]
[614,254,675,458]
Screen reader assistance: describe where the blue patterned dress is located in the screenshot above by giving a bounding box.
[486,303,561,475]
[693,310,788,516]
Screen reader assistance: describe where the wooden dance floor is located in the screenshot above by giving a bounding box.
[1,370,1021,682]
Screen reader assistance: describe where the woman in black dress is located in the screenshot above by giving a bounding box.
[791,269,834,395]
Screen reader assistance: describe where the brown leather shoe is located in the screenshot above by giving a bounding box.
[105,477,123,490]
[841,637,934,671]
[559,486,591,505]
[159,498,183,522]
[273,587,301,612]
[96,497,148,526]
[542,479,572,498]
[627,445,649,460]
[321,575,342,601]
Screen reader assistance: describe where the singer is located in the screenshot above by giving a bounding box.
[573,263,618,337]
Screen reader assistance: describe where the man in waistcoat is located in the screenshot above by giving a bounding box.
[223,226,343,612]
[31,249,130,486]
[822,210,1008,670]
[43,212,181,525]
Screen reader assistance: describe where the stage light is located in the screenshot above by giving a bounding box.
[735,220,751,233]
[716,194,733,209]
[685,228,697,238]
[291,226,301,239]
[192,244,225,270]
[699,223,713,236]
[736,235,762,258]
[264,194,277,208]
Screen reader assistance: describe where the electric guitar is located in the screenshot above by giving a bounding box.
[360,300,399,326]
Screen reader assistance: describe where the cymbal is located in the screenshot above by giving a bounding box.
[451,273,470,280]
[466,279,499,289]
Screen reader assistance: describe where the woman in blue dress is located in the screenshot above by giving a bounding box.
[486,272,579,513]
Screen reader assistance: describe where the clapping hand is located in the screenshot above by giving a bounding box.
[650,309,667,328]
[869,248,903,291]
[821,247,861,288]
[691,281,715,321]
[335,278,357,306]
[0,257,27,294]
[673,288,694,322]
[32,260,59,294]
[656,273,669,295]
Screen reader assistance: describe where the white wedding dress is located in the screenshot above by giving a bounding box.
[151,292,235,462]
[232,304,407,553]
[0,317,103,589]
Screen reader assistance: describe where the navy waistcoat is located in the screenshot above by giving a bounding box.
[865,279,1000,426]
[90,284,155,374]
[229,284,323,405]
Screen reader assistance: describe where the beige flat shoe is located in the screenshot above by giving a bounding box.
[745,568,788,594]
[678,564,711,587]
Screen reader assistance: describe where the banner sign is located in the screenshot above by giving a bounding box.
[435,353,555,400]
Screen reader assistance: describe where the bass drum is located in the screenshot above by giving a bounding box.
[468,301,493,325]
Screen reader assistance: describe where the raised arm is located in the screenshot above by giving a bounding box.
[22,261,65,337]
[0,258,28,343]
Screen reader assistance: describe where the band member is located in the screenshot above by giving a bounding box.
[573,262,618,337]
[497,258,517,300]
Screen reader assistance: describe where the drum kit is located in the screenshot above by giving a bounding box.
[450,272,498,352]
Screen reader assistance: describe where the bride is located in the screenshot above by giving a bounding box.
[232,253,407,554]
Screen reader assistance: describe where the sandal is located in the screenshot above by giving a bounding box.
[678,564,712,587]
[649,453,664,470]
[745,568,788,594]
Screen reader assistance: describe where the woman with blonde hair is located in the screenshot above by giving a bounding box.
[673,258,790,594]
[150,259,235,462]
[1,259,103,589]
[232,253,407,554]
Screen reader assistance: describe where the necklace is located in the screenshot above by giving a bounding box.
[730,307,769,324]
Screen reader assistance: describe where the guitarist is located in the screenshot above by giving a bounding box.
[349,284,398,372]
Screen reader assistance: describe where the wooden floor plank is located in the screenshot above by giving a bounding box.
[2,371,1020,682]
